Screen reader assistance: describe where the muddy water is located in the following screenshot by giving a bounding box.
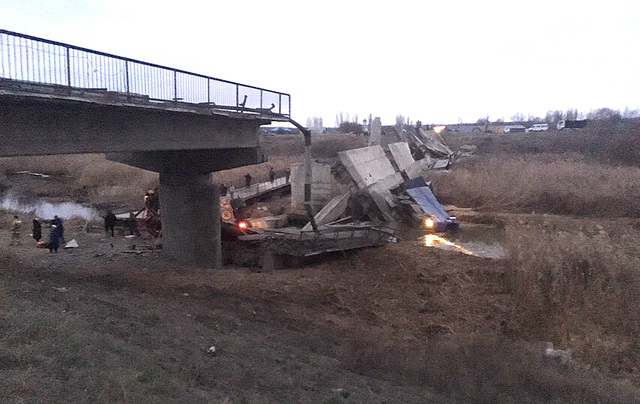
[0,194,100,220]
[405,223,507,259]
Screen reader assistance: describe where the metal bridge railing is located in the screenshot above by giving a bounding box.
[0,29,290,116]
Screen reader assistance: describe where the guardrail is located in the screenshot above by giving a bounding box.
[0,29,290,115]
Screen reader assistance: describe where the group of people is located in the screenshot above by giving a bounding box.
[241,167,291,189]
[10,215,65,253]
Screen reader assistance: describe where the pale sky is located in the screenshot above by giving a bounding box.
[1,0,639,125]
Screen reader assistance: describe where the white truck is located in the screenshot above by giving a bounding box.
[525,123,549,133]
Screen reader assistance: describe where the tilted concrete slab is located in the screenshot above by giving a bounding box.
[302,191,350,231]
[405,156,434,179]
[338,145,403,221]
[388,142,415,172]
[338,145,403,190]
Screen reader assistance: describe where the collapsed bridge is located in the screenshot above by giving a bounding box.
[0,29,293,266]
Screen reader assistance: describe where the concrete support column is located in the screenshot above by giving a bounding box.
[159,171,221,267]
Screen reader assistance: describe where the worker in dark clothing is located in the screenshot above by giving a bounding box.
[219,183,228,197]
[32,219,42,242]
[244,173,252,187]
[48,224,60,253]
[52,215,65,243]
[126,212,138,236]
[269,167,275,183]
[149,187,160,211]
[285,168,291,183]
[104,210,117,237]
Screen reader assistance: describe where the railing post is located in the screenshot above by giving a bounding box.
[278,94,282,114]
[207,78,210,104]
[260,90,263,109]
[173,70,177,101]
[66,46,71,87]
[125,60,130,95]
[235,85,239,107]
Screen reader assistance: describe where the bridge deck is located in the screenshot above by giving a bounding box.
[230,176,291,203]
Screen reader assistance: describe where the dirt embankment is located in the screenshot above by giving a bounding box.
[2,228,639,403]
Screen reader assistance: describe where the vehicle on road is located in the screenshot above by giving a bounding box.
[504,124,526,133]
[526,123,549,132]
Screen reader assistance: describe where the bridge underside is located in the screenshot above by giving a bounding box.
[0,83,284,267]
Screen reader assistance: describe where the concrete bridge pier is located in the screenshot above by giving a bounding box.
[159,170,221,267]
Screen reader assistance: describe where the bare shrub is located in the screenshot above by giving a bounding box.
[431,155,640,217]
[338,121,363,135]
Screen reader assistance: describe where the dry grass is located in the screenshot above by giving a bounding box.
[443,123,640,167]
[260,132,367,159]
[505,216,640,380]
[338,332,640,404]
[0,154,158,206]
[431,155,640,217]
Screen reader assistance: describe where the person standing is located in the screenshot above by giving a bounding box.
[52,215,65,243]
[32,219,42,243]
[48,224,60,253]
[104,210,117,237]
[269,167,275,183]
[10,215,22,245]
[126,212,138,236]
[244,173,252,187]
[285,167,291,183]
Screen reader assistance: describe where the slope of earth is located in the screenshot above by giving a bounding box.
[2,231,639,403]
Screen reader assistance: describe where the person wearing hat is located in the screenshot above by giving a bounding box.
[48,224,61,253]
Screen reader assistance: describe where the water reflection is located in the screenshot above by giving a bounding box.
[423,234,476,255]
[0,194,99,220]
[420,224,507,259]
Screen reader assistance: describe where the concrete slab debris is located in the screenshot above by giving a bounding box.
[433,159,450,170]
[338,145,403,190]
[368,117,382,146]
[404,156,434,179]
[64,239,79,248]
[302,191,350,231]
[250,215,289,229]
[290,161,332,214]
[387,142,415,172]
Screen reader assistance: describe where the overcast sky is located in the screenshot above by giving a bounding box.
[1,0,639,126]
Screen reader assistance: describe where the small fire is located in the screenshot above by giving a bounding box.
[237,221,248,229]
[424,218,435,228]
[433,125,446,135]
[423,234,475,256]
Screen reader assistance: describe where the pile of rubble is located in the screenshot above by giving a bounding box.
[304,122,458,234]
[226,122,459,266]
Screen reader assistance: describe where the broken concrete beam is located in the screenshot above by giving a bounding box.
[404,156,434,179]
[250,215,289,229]
[415,127,453,158]
[290,161,332,214]
[432,159,450,170]
[302,191,350,231]
[368,117,382,146]
[338,145,403,190]
[387,142,415,172]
